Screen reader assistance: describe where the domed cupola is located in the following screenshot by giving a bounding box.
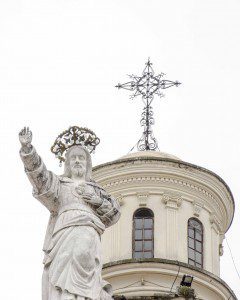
[92,150,235,299]
[93,60,237,299]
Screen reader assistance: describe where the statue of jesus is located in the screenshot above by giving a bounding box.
[19,126,120,300]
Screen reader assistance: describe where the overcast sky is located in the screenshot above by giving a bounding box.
[0,0,240,299]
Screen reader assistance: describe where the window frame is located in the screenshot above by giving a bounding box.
[132,208,154,259]
[187,217,204,268]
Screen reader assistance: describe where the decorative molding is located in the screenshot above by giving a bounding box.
[103,259,237,300]
[162,193,182,209]
[219,233,225,244]
[219,244,224,256]
[93,156,234,233]
[219,233,225,256]
[115,194,125,206]
[193,200,203,217]
[101,175,226,229]
[209,213,221,232]
[103,175,226,232]
[102,176,216,201]
[136,192,149,207]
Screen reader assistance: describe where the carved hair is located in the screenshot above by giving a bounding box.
[63,145,92,181]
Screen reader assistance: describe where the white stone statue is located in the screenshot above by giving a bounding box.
[19,127,120,300]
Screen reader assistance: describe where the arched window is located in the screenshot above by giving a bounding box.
[188,218,203,268]
[133,208,154,259]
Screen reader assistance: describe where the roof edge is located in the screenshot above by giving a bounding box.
[93,156,235,232]
[103,258,237,299]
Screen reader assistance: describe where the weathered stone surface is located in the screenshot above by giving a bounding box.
[19,127,121,300]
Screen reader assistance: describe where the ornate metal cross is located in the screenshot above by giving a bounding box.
[116,59,181,151]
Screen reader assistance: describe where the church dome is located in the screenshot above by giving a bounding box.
[120,150,181,161]
[93,150,236,299]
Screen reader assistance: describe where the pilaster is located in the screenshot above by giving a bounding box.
[162,193,182,260]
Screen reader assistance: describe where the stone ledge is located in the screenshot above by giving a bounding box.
[103,258,237,300]
[113,296,185,300]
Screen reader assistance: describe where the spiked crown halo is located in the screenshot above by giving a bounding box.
[51,126,100,164]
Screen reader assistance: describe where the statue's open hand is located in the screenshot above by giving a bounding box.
[82,192,103,206]
[18,127,32,153]
[19,127,32,145]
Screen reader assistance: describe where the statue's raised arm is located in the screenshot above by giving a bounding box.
[19,127,59,213]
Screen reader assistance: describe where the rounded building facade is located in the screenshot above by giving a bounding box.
[93,151,236,299]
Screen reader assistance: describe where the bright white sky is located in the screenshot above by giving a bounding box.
[0,0,240,299]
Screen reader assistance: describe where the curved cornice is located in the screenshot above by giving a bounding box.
[93,156,235,231]
[103,258,237,299]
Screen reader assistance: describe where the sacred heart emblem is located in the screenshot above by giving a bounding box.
[75,184,85,196]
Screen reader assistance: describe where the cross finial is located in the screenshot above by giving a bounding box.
[116,59,181,151]
[146,57,152,66]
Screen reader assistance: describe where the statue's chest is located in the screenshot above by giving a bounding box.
[58,183,94,206]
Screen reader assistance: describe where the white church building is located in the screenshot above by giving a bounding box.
[93,150,236,299]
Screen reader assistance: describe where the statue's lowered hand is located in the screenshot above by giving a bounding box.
[19,127,33,153]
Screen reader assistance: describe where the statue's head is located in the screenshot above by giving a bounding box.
[63,145,92,180]
[51,127,99,175]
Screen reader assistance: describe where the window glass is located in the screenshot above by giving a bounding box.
[134,252,143,259]
[188,248,195,260]
[189,259,195,266]
[196,263,201,268]
[144,241,152,251]
[144,230,152,239]
[188,228,194,238]
[135,241,142,251]
[195,231,202,241]
[196,241,202,252]
[144,252,152,258]
[196,252,202,264]
[144,218,153,228]
[135,219,143,229]
[188,238,194,249]
[135,230,142,240]
[133,209,154,259]
[188,218,203,268]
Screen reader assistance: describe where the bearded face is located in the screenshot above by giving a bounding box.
[68,148,87,178]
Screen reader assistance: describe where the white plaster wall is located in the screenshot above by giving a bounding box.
[101,189,222,275]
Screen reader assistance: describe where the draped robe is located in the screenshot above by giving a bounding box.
[20,147,120,300]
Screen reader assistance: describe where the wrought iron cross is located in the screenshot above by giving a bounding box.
[116,59,181,151]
